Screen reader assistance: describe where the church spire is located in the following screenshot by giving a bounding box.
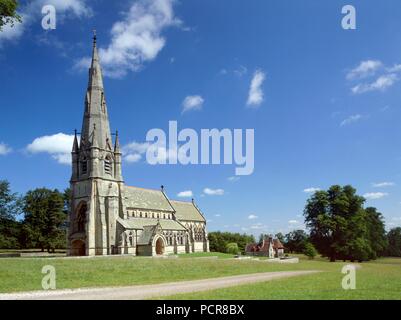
[80,32,111,151]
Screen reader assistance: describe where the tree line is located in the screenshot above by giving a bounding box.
[208,185,401,262]
[0,180,69,252]
[1,181,401,260]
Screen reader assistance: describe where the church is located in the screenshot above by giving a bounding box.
[67,35,209,256]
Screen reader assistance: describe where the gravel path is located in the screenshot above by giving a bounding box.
[0,270,319,300]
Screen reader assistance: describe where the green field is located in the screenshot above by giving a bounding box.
[0,254,400,299]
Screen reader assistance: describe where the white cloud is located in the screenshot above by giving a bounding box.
[288,220,299,224]
[250,223,266,230]
[215,214,221,217]
[340,114,362,126]
[26,133,75,165]
[203,188,224,196]
[122,141,150,163]
[352,74,398,94]
[227,176,240,182]
[177,190,193,198]
[0,143,12,155]
[247,69,266,107]
[0,0,92,45]
[363,192,389,200]
[75,0,180,78]
[303,187,320,193]
[182,95,204,113]
[248,214,258,220]
[372,182,395,188]
[346,60,383,80]
[234,65,248,77]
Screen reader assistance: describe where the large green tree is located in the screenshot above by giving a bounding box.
[0,0,21,31]
[0,180,22,248]
[284,230,309,253]
[387,228,401,257]
[304,185,386,262]
[22,188,67,252]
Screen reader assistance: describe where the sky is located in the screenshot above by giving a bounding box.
[1,0,401,236]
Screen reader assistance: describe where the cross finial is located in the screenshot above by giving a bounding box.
[92,29,97,44]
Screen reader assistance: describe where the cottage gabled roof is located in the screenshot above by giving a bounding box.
[169,200,206,222]
[273,239,285,249]
[124,186,175,212]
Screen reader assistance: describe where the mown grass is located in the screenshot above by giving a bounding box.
[0,253,400,299]
[0,254,314,293]
[164,256,401,300]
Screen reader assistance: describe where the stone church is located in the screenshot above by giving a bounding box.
[67,35,209,256]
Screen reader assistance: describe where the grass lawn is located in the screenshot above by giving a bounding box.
[0,253,400,299]
[164,256,401,300]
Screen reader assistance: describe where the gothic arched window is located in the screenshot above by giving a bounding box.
[104,155,112,175]
[76,203,87,233]
[81,157,88,175]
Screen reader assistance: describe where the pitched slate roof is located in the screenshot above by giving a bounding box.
[117,217,186,231]
[124,186,174,212]
[170,200,206,222]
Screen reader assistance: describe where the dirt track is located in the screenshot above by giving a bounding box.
[0,270,319,300]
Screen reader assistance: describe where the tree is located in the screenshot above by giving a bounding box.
[22,188,67,252]
[387,228,401,257]
[285,230,308,253]
[208,231,255,254]
[304,185,383,262]
[0,0,21,31]
[226,243,240,255]
[0,180,23,249]
[275,232,285,244]
[304,242,317,259]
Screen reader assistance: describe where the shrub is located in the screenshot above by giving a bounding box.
[226,242,240,255]
[304,242,318,259]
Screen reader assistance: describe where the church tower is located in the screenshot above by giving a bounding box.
[67,34,124,256]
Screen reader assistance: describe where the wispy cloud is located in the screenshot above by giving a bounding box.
[182,95,204,113]
[227,176,240,182]
[247,69,266,107]
[0,143,12,155]
[74,0,180,78]
[372,182,395,188]
[288,220,298,224]
[177,190,193,198]
[352,74,398,94]
[340,114,362,126]
[346,60,383,80]
[203,188,224,196]
[26,133,75,165]
[122,141,150,163]
[347,59,401,94]
[363,192,389,200]
[303,187,320,193]
[248,214,258,220]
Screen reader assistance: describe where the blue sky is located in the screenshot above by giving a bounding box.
[1,0,401,236]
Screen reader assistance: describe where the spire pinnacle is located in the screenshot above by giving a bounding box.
[72,129,79,153]
[114,130,121,153]
[92,29,97,46]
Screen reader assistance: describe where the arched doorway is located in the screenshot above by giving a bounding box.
[155,238,165,255]
[71,240,86,256]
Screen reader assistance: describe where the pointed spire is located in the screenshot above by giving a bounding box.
[114,130,121,153]
[88,29,103,90]
[72,129,79,153]
[80,32,112,151]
